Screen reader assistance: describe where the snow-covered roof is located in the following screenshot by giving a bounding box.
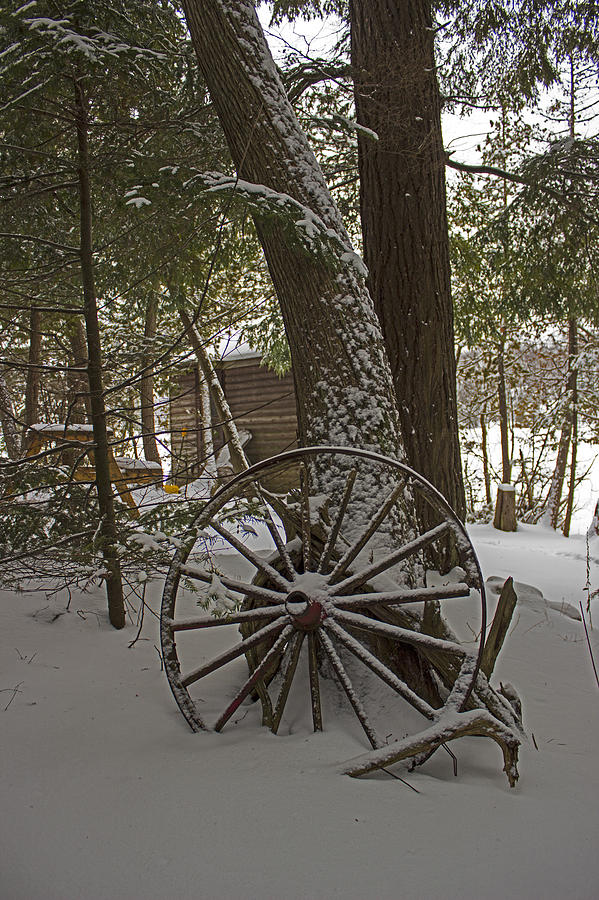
[217,340,261,362]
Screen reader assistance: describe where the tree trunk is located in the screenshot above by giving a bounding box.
[545,321,577,531]
[493,484,517,532]
[480,412,492,505]
[562,318,578,537]
[497,338,511,485]
[179,1,520,747]
[21,307,42,451]
[350,0,465,521]
[0,370,19,459]
[66,318,90,424]
[182,0,401,468]
[178,307,249,475]
[74,78,125,630]
[199,368,217,477]
[140,291,162,464]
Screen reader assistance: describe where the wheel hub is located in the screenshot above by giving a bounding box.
[285,589,325,631]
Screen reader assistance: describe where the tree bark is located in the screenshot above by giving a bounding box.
[199,367,217,477]
[493,483,517,532]
[140,291,162,464]
[545,321,577,531]
[66,318,90,424]
[21,307,42,451]
[182,0,402,469]
[0,370,19,459]
[480,412,492,505]
[74,78,125,630]
[562,318,578,537]
[179,1,520,751]
[350,0,466,521]
[178,307,249,475]
[497,337,511,485]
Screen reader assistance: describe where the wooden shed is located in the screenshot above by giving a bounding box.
[169,348,297,483]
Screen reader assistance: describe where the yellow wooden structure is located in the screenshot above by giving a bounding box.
[26,424,163,518]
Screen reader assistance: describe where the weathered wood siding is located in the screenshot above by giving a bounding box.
[218,358,297,463]
[169,357,297,482]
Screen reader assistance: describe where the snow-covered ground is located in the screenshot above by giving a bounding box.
[2,524,599,900]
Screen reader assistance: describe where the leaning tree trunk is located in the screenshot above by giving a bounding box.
[74,78,125,630]
[179,0,521,757]
[178,306,249,475]
[182,0,401,465]
[350,0,466,521]
[140,291,162,465]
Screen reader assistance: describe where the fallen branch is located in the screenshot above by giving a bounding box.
[2,681,24,710]
[341,708,520,787]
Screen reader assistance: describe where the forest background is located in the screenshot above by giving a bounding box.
[1,0,598,623]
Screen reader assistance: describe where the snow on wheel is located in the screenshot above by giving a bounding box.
[160,446,487,755]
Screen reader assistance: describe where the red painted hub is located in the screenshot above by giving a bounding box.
[285,590,325,631]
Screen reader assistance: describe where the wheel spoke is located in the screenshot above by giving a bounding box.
[271,631,306,734]
[255,487,296,580]
[317,467,357,574]
[332,583,471,608]
[328,481,405,582]
[181,616,289,688]
[318,629,382,749]
[330,521,452,594]
[324,619,436,720]
[167,604,287,632]
[332,608,466,656]
[308,631,323,732]
[299,462,312,572]
[210,520,293,591]
[214,624,294,731]
[178,562,285,606]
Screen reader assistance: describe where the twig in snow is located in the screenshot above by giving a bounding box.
[380,767,421,793]
[579,601,599,690]
[442,743,459,776]
[128,582,147,649]
[2,682,24,710]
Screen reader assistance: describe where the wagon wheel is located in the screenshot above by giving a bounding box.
[160,446,486,754]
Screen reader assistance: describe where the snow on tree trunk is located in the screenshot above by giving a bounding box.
[179,1,521,755]
[199,367,217,478]
[182,0,402,467]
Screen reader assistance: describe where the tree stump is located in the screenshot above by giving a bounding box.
[493,484,517,532]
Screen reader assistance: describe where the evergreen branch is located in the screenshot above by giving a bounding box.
[0,233,79,254]
[446,156,599,226]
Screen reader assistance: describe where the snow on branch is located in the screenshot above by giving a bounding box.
[183,170,368,279]
[18,14,166,65]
